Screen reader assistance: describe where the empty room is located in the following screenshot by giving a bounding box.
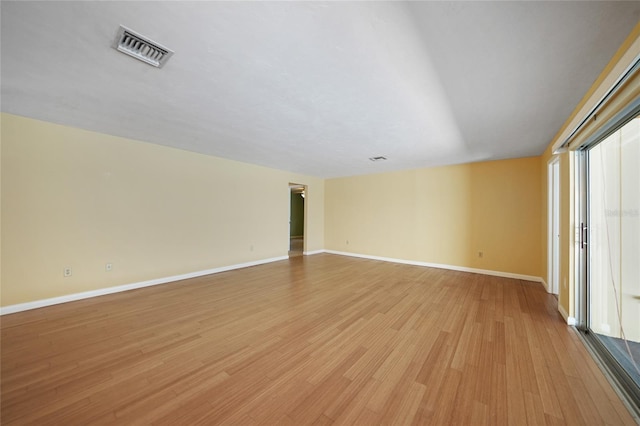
[2,1,640,424]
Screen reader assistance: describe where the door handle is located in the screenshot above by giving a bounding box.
[580,222,588,249]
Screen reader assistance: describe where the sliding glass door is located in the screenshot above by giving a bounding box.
[584,114,640,405]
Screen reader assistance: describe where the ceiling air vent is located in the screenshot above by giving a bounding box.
[112,25,173,68]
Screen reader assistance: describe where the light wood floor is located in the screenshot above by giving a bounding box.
[1,254,635,425]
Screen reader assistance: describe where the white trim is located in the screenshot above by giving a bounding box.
[324,250,544,283]
[547,156,561,295]
[0,256,288,315]
[539,278,549,292]
[558,304,577,326]
[552,53,640,152]
[0,250,551,316]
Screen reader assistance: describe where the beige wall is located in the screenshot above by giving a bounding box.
[5,23,638,310]
[325,157,542,278]
[1,113,324,306]
[565,27,639,321]
[0,115,3,300]
[2,112,542,309]
[541,22,640,319]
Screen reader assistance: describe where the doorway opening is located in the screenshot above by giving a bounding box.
[547,157,560,295]
[289,183,306,257]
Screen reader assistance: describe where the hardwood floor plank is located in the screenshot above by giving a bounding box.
[288,347,366,423]
[489,362,508,425]
[430,367,463,425]
[1,254,636,425]
[524,391,547,426]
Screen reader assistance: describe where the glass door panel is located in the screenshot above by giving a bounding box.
[588,115,640,389]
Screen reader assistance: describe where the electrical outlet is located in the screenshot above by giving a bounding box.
[105,263,113,272]
[249,244,254,252]
[478,251,483,258]
[63,267,72,277]
[346,240,349,245]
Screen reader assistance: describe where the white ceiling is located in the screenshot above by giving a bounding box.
[2,1,639,178]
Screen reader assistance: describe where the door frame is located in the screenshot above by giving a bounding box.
[547,156,561,294]
[288,183,307,255]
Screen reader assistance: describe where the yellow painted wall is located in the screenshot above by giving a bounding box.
[540,148,574,317]
[4,23,637,311]
[0,113,324,306]
[325,157,542,278]
[0,114,3,302]
[541,22,640,319]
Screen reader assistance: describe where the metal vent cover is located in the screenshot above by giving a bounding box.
[112,25,173,68]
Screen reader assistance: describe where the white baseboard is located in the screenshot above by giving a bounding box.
[324,250,544,283]
[0,250,548,316]
[557,304,577,326]
[0,256,288,316]
[540,278,550,292]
